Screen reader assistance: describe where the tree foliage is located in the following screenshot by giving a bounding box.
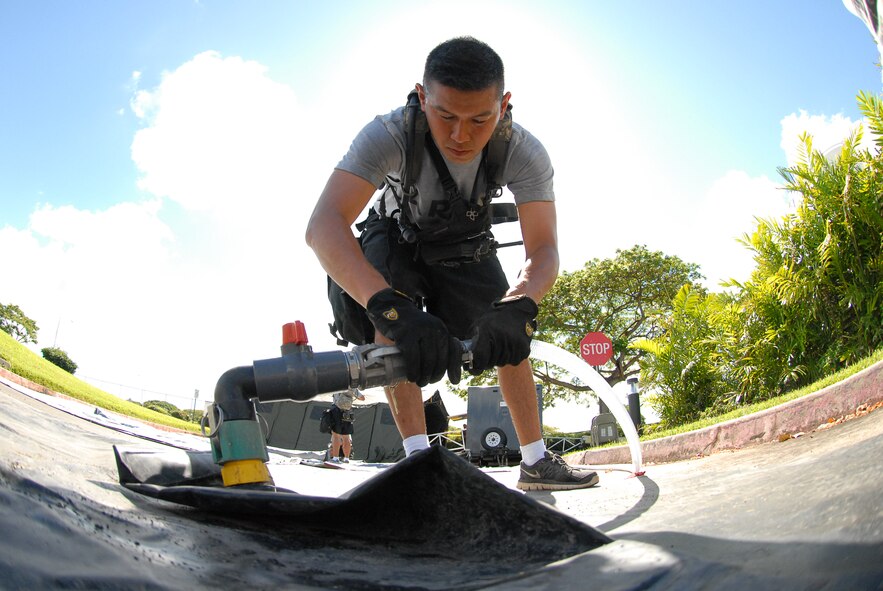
[0,303,39,344]
[452,245,703,407]
[533,245,702,405]
[632,285,740,425]
[41,347,78,374]
[636,91,883,426]
[726,90,883,396]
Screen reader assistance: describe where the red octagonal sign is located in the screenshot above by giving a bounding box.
[580,332,613,366]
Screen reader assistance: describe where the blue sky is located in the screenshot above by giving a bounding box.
[1,1,880,428]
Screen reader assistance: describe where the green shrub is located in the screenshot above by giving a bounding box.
[143,399,189,421]
[41,347,78,374]
[178,409,203,424]
[633,91,883,428]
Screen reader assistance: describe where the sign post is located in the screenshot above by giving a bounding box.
[580,331,615,418]
[579,332,613,366]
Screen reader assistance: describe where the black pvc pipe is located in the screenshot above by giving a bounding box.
[252,350,352,403]
[213,365,257,421]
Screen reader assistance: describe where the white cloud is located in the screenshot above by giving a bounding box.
[689,171,791,287]
[1,52,341,409]
[130,51,306,217]
[119,51,343,399]
[674,109,877,289]
[29,200,172,267]
[780,110,868,166]
[2,199,173,300]
[0,200,177,383]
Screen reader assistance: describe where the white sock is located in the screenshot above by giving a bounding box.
[403,434,430,457]
[520,439,547,466]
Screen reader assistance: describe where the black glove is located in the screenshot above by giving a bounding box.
[366,288,462,387]
[469,295,538,373]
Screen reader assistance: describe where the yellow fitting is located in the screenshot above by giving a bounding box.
[221,459,272,487]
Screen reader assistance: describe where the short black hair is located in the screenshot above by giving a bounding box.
[423,36,505,98]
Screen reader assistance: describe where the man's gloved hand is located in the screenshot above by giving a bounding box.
[366,288,462,387]
[469,295,538,373]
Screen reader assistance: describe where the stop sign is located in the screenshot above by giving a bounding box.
[580,332,613,366]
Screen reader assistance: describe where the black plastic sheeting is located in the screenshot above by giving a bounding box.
[115,445,610,568]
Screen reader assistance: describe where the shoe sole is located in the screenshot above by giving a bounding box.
[517,473,600,491]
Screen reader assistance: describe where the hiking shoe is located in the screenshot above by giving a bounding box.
[517,452,599,491]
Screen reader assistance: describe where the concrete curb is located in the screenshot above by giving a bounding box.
[0,366,63,397]
[572,358,883,466]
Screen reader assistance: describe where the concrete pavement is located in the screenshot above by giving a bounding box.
[1,360,881,589]
[503,358,883,589]
[505,403,883,589]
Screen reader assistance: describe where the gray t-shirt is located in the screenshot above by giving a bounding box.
[336,105,554,232]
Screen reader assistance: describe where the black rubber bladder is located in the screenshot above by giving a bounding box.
[115,445,610,566]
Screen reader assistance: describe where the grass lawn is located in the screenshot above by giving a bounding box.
[0,330,199,433]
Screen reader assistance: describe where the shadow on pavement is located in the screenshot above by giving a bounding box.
[596,474,660,532]
[612,530,883,589]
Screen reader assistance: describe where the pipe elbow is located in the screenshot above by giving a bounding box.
[214,365,257,420]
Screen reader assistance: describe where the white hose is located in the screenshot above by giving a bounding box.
[531,340,644,475]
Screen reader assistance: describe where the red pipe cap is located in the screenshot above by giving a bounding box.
[282,321,309,345]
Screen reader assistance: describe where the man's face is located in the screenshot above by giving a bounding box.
[417,82,511,164]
